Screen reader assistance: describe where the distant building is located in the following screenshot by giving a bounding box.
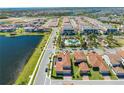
[105,28,118,35]
[81,25,99,35]
[24,26,50,32]
[24,26,36,32]
[61,24,75,35]
[0,25,16,32]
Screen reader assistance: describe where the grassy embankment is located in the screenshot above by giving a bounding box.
[15,31,51,85]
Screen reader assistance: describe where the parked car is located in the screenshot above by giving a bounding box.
[45,68,48,72]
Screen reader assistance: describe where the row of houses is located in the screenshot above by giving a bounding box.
[74,16,119,35]
[0,24,50,32]
[47,18,59,27]
[53,50,124,78]
[19,18,50,32]
[74,51,90,76]
[60,17,76,35]
[0,18,51,32]
[83,16,119,35]
[24,26,50,32]
[103,50,124,78]
[88,52,109,75]
[0,25,16,32]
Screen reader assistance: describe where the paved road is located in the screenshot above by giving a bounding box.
[33,27,58,85]
[51,80,124,85]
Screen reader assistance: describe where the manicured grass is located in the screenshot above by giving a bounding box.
[47,62,51,76]
[52,66,57,77]
[72,65,82,80]
[0,32,46,37]
[117,38,124,46]
[110,74,118,80]
[71,54,82,80]
[0,32,10,36]
[89,69,104,80]
[15,32,51,85]
[51,64,63,80]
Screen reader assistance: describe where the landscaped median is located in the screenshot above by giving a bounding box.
[15,32,51,85]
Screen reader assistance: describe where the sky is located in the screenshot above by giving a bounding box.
[0,0,124,7]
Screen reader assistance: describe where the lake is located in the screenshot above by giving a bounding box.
[0,35,43,84]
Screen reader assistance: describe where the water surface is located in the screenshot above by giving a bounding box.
[0,35,43,84]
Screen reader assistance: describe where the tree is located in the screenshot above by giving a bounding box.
[106,33,114,47]
[57,33,62,48]
[87,33,98,48]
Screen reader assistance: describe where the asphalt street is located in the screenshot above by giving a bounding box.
[33,27,57,85]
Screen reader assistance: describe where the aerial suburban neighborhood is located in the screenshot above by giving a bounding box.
[1,8,124,85]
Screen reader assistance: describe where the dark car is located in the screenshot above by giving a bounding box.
[45,68,48,72]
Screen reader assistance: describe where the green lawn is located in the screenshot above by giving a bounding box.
[15,32,51,85]
[72,65,82,80]
[51,66,57,77]
[117,38,124,46]
[51,64,63,80]
[71,54,82,80]
[89,69,104,80]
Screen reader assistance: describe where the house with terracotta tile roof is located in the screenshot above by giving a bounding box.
[79,62,90,76]
[106,53,121,67]
[74,51,87,65]
[54,51,71,76]
[117,50,124,66]
[117,50,124,58]
[87,52,109,75]
[113,66,124,78]
[55,62,63,76]
[103,52,124,78]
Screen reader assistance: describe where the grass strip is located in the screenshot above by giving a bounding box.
[15,32,50,85]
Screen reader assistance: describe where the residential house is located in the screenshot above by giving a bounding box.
[79,62,90,76]
[55,51,71,76]
[74,51,87,65]
[103,52,124,78]
[87,52,109,75]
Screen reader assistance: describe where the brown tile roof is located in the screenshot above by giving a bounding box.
[95,54,109,71]
[107,53,121,64]
[87,52,98,67]
[88,52,108,71]
[63,51,71,67]
[74,51,86,62]
[99,63,109,71]
[113,67,124,73]
[55,62,63,71]
[79,62,90,71]
[117,50,124,58]
[55,51,71,71]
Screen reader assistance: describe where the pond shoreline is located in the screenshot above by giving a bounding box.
[15,32,51,85]
[0,32,51,84]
